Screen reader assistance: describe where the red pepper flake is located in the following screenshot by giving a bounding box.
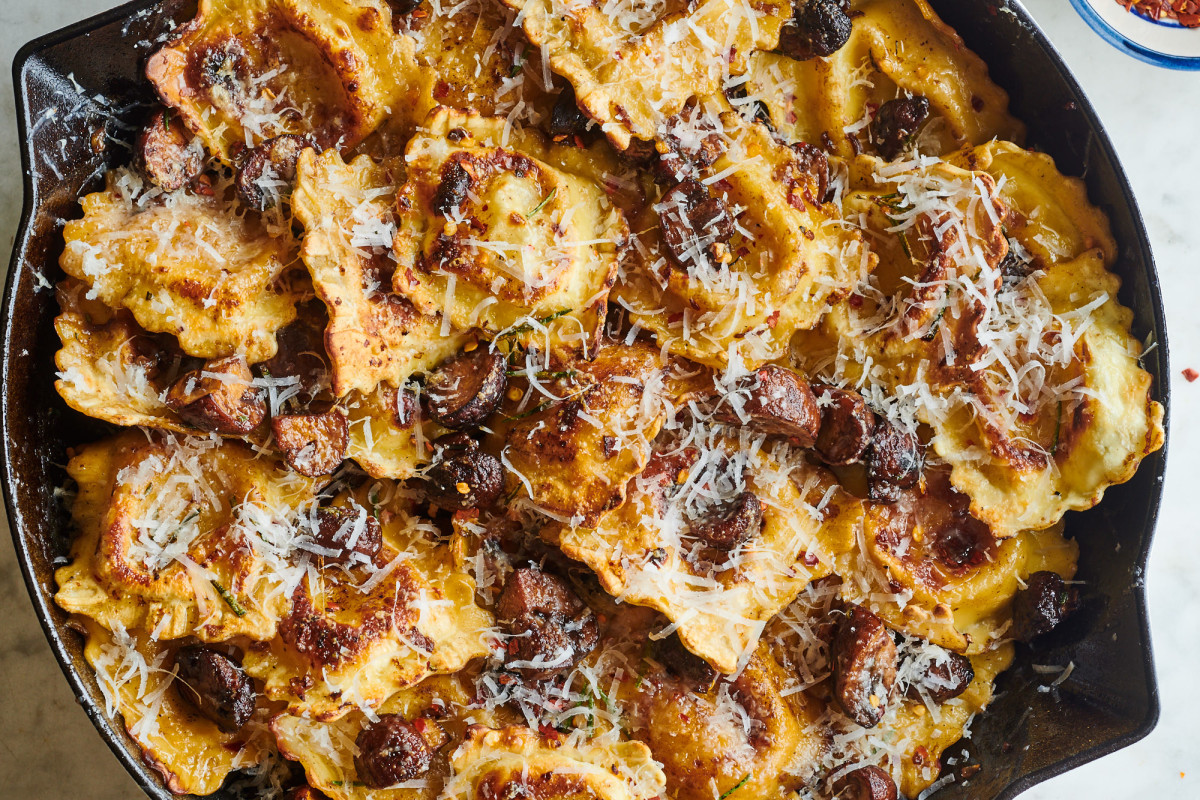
[800,551,820,567]
[1183,367,1199,382]
[765,310,781,329]
[848,293,864,308]
[913,745,930,766]
[1119,0,1200,27]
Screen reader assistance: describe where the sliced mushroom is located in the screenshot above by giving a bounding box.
[431,160,471,217]
[654,633,718,690]
[271,411,349,477]
[236,134,311,210]
[174,645,256,733]
[310,507,383,564]
[831,765,898,800]
[778,0,853,61]
[424,450,503,510]
[1011,571,1079,642]
[832,605,898,728]
[867,419,923,501]
[689,491,763,551]
[354,715,434,789]
[165,355,265,435]
[904,649,975,703]
[659,178,737,270]
[790,141,831,204]
[425,348,507,430]
[549,85,591,142]
[813,385,875,465]
[871,96,931,161]
[137,109,204,192]
[716,365,822,447]
[497,564,599,679]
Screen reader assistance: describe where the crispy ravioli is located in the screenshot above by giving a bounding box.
[242,491,492,720]
[747,0,1025,159]
[615,111,875,369]
[545,427,858,674]
[47,0,1165,797]
[392,107,627,353]
[442,725,667,800]
[146,0,419,160]
[60,169,302,363]
[53,281,191,434]
[80,618,267,796]
[55,431,317,643]
[293,148,467,397]
[500,341,672,527]
[502,0,788,149]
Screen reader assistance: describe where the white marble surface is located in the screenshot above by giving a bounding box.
[0,1,1196,797]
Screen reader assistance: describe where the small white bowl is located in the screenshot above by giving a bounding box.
[1070,0,1200,69]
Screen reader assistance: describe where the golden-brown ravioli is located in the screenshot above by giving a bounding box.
[80,618,268,796]
[243,492,492,719]
[147,0,419,160]
[292,148,466,397]
[392,107,627,354]
[53,281,190,434]
[747,0,1024,158]
[271,672,505,800]
[546,424,859,674]
[442,725,666,800]
[615,113,873,369]
[55,431,318,643]
[60,169,303,363]
[501,341,673,527]
[503,0,788,149]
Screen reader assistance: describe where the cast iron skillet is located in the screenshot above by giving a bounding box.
[3,1,1171,798]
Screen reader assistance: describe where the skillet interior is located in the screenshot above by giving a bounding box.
[2,1,1170,797]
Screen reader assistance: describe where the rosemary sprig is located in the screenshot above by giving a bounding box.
[719,775,751,800]
[211,581,247,617]
[498,308,572,339]
[527,187,557,218]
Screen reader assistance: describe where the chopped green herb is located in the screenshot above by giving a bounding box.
[211,581,247,617]
[498,308,573,339]
[505,368,577,381]
[719,775,752,800]
[527,187,557,218]
[510,45,528,77]
[920,299,948,342]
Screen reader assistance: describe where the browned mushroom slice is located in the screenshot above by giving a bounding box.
[310,507,382,564]
[424,449,503,510]
[659,178,737,270]
[430,160,471,217]
[496,564,599,680]
[1011,571,1079,642]
[271,411,349,477]
[425,348,507,430]
[813,385,875,465]
[790,141,830,204]
[832,605,898,728]
[871,96,932,161]
[867,419,923,501]
[689,491,763,551]
[137,109,204,192]
[654,633,718,690]
[904,650,975,703]
[173,645,256,733]
[778,0,853,61]
[716,365,822,446]
[165,355,266,435]
[353,714,434,789]
[548,85,591,143]
[236,134,311,210]
[831,765,898,800]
